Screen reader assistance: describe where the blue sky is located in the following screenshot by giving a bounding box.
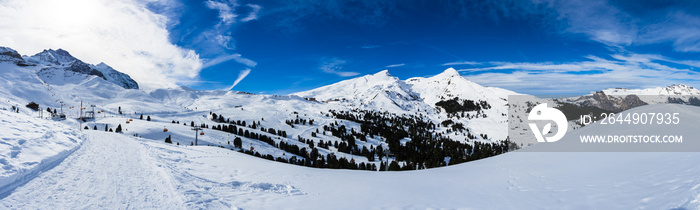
[2,0,700,95]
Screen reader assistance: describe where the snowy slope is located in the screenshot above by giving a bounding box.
[406,68,518,106]
[0,109,85,197]
[3,104,699,209]
[93,62,139,89]
[407,68,520,141]
[1,131,183,209]
[293,70,431,113]
[602,84,700,96]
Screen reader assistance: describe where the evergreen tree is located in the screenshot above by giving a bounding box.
[147,116,151,121]
[165,135,172,144]
[105,125,108,132]
[140,114,143,120]
[233,137,242,148]
[388,161,401,171]
[93,125,97,130]
[115,124,123,133]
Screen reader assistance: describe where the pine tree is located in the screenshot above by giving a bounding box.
[140,114,143,120]
[233,137,242,148]
[165,135,172,144]
[388,161,401,171]
[146,116,151,121]
[93,125,97,130]
[115,124,122,133]
[105,125,109,132]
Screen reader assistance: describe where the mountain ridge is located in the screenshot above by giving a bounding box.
[5,46,139,89]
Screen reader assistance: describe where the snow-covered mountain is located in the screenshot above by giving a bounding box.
[406,68,517,106]
[602,84,700,96]
[294,70,430,113]
[93,62,139,89]
[26,49,78,66]
[0,47,25,64]
[296,68,520,141]
[23,48,139,89]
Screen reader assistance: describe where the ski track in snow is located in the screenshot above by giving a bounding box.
[144,142,304,209]
[0,131,184,209]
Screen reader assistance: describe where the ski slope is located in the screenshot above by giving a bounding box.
[1,131,184,209]
[0,110,84,197]
[1,104,699,209]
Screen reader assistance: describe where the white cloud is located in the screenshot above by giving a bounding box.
[360,44,381,49]
[226,68,251,90]
[442,61,481,66]
[241,4,261,22]
[461,53,700,95]
[320,58,359,77]
[206,0,238,25]
[0,0,203,89]
[202,53,257,69]
[385,63,405,68]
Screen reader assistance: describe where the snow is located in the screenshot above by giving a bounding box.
[2,105,700,209]
[26,48,138,89]
[602,84,700,96]
[27,49,78,66]
[407,68,521,141]
[0,109,84,197]
[294,69,430,114]
[1,131,183,209]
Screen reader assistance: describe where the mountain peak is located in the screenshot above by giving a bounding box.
[440,68,460,77]
[0,46,24,63]
[30,48,78,65]
[373,69,392,77]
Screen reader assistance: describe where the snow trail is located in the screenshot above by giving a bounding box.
[0,131,184,209]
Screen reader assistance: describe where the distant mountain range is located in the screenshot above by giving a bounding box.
[1,47,138,89]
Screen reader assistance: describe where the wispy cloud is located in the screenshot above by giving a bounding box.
[226,68,251,90]
[320,58,359,77]
[442,61,481,66]
[360,44,381,49]
[202,53,257,69]
[206,0,238,25]
[385,63,405,68]
[444,0,700,52]
[461,53,700,95]
[534,0,700,52]
[241,4,261,22]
